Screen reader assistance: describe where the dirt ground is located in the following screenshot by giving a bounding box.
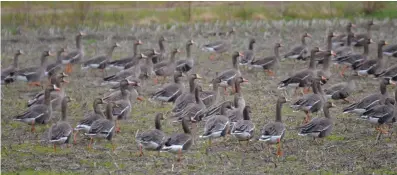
[1,18,397,174]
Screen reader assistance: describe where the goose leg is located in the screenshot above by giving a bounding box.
[65,63,73,74]
[139,145,144,157]
[53,144,56,152]
[339,65,348,77]
[177,148,182,162]
[73,131,78,144]
[116,120,121,133]
[88,137,93,150]
[31,121,35,133]
[376,125,389,134]
[304,112,310,124]
[276,138,283,157]
[209,54,215,60]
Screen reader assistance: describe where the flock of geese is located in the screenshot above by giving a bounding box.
[2,20,397,163]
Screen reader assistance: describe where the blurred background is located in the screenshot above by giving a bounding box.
[2,1,397,29]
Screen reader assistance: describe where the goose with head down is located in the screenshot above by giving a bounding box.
[324,74,358,103]
[383,44,397,58]
[283,33,312,61]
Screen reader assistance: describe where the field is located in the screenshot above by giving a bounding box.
[2,16,397,174]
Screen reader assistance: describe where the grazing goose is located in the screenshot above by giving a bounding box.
[135,113,166,156]
[333,36,373,77]
[153,48,180,83]
[352,20,374,47]
[332,22,355,48]
[45,47,67,78]
[239,38,256,65]
[161,118,192,162]
[298,101,335,140]
[172,74,202,114]
[62,31,86,74]
[324,74,358,103]
[14,50,55,87]
[360,97,396,135]
[151,36,167,64]
[73,98,105,143]
[291,79,326,123]
[343,79,391,115]
[250,43,282,76]
[278,47,323,95]
[199,102,230,147]
[48,96,73,152]
[102,54,147,85]
[108,39,143,70]
[13,85,60,132]
[231,106,254,145]
[1,49,24,84]
[85,102,117,151]
[383,44,397,58]
[202,40,231,60]
[176,40,195,74]
[283,33,311,60]
[214,52,244,94]
[352,40,388,76]
[258,96,288,157]
[81,43,120,75]
[151,71,184,103]
[27,74,67,110]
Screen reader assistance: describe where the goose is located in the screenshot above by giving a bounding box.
[62,31,86,74]
[225,77,247,126]
[102,54,147,86]
[13,85,60,132]
[239,38,256,65]
[278,47,324,95]
[151,36,167,64]
[283,33,311,60]
[108,39,143,70]
[161,118,192,162]
[139,49,160,85]
[200,75,222,108]
[199,102,230,147]
[202,40,231,60]
[250,43,282,76]
[151,71,184,103]
[81,42,120,76]
[258,96,288,157]
[316,50,336,85]
[324,74,358,103]
[298,101,335,140]
[135,113,166,156]
[315,31,337,65]
[291,79,326,123]
[27,74,67,110]
[176,40,195,74]
[1,49,24,84]
[332,22,355,48]
[153,48,180,83]
[383,44,397,58]
[102,79,141,103]
[14,50,55,87]
[111,88,132,133]
[45,47,67,78]
[231,106,254,145]
[360,97,396,135]
[85,102,118,151]
[334,32,355,58]
[343,79,392,115]
[48,96,73,152]
[352,20,374,47]
[173,85,206,126]
[353,40,388,77]
[214,52,244,94]
[172,74,202,114]
[375,63,397,82]
[73,98,105,143]
[27,73,68,103]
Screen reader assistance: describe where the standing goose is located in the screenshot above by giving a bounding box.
[334,32,355,58]
[27,74,67,110]
[102,79,141,103]
[161,118,192,162]
[172,74,202,114]
[225,78,247,127]
[199,102,230,147]
[81,43,120,76]
[48,96,73,152]
[283,33,312,60]
[139,49,160,84]
[135,113,166,156]
[231,106,254,145]
[360,97,396,135]
[383,44,397,58]
[343,79,391,115]
[315,31,337,65]
[353,40,388,76]
[334,36,373,77]
[324,74,358,103]
[316,50,336,85]
[1,49,24,84]
[176,40,196,73]
[151,71,184,103]
[108,39,143,70]
[62,31,86,74]
[46,47,67,78]
[202,40,231,60]
[258,96,288,157]
[14,50,55,87]
[85,102,117,151]
[250,43,282,76]
[200,75,222,108]
[102,54,147,85]
[278,47,324,95]
[291,79,326,123]
[352,20,374,47]
[375,63,397,82]
[153,48,181,83]
[332,22,355,48]
[239,38,256,65]
[151,36,167,64]
[298,101,335,139]
[13,85,60,132]
[214,51,244,93]
[73,98,105,143]
[111,88,132,133]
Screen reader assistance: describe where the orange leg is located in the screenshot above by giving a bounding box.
[376,125,389,134]
[303,87,311,94]
[304,112,311,124]
[88,138,93,150]
[65,63,73,74]
[224,87,228,96]
[209,54,216,60]
[116,120,121,133]
[265,70,275,77]
[28,82,41,87]
[276,138,283,157]
[139,145,144,157]
[31,121,35,133]
[73,131,78,144]
[177,149,182,162]
[54,144,57,152]
[137,96,145,101]
[339,65,348,77]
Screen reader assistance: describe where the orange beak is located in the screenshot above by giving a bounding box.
[331,50,336,56]
[239,52,244,57]
[137,96,145,101]
[306,34,312,38]
[242,78,248,82]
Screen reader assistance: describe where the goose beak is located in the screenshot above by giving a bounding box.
[19,50,25,55]
[137,96,145,101]
[370,39,375,44]
[48,51,56,56]
[239,52,244,57]
[331,50,336,56]
[331,103,337,107]
[321,76,328,81]
[191,40,195,44]
[333,32,339,37]
[318,48,326,52]
[196,74,203,79]
[242,78,249,82]
[306,34,312,38]
[385,41,389,45]
[141,54,147,58]
[62,78,70,83]
[389,79,396,85]
[61,72,69,77]
[176,49,181,53]
[53,85,61,91]
[115,43,121,47]
[138,40,143,45]
[279,44,284,47]
[80,32,87,36]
